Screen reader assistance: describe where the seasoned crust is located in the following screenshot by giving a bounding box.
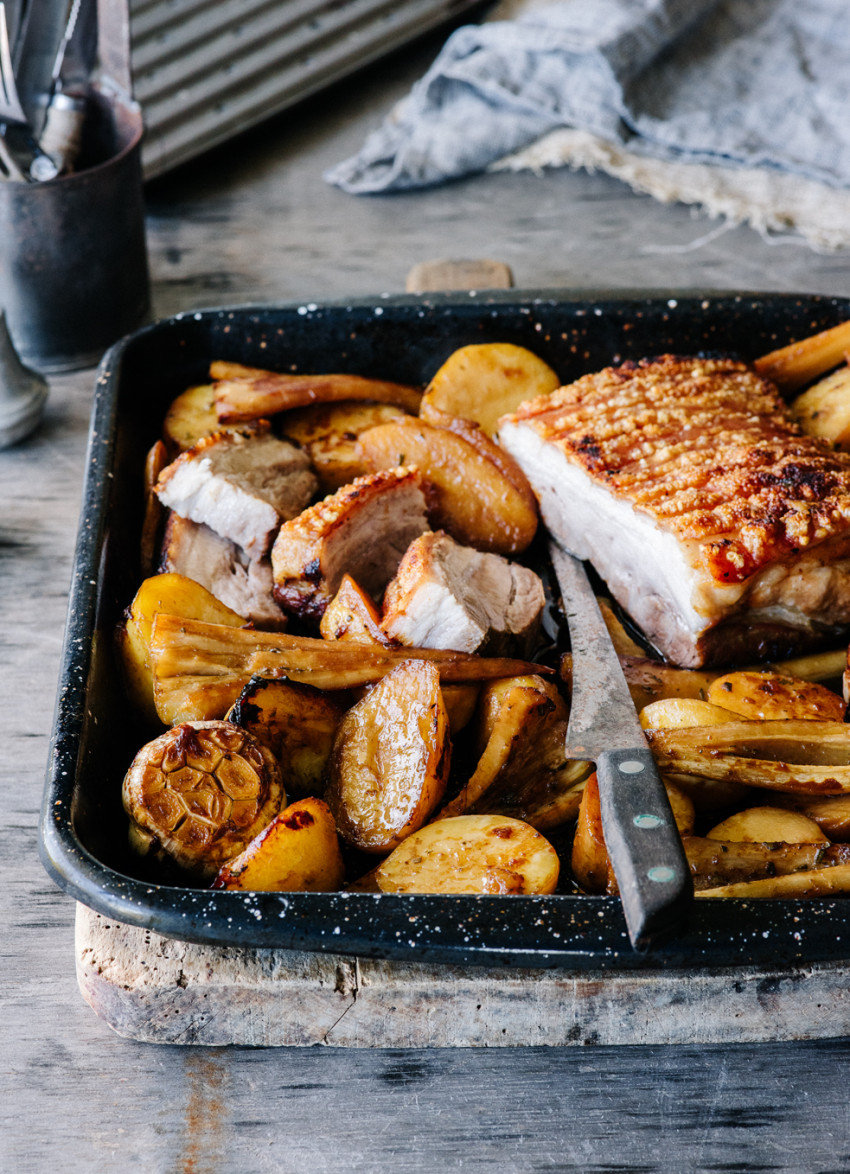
[505,355,850,585]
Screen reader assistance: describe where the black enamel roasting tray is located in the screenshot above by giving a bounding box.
[40,289,850,970]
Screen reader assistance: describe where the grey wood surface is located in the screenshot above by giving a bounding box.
[6,24,850,1173]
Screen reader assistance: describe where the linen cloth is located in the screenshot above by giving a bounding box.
[325,0,850,249]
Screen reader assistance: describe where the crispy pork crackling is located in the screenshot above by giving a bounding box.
[498,355,850,668]
[155,426,317,557]
[381,531,544,656]
[271,466,431,621]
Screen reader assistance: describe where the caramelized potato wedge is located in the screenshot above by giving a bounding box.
[319,573,393,646]
[375,814,560,895]
[639,697,742,730]
[790,362,850,449]
[754,319,850,393]
[706,670,846,722]
[442,675,589,830]
[417,402,538,504]
[358,417,538,554]
[706,806,830,844]
[646,720,850,794]
[571,773,693,894]
[226,676,344,798]
[211,361,422,422]
[421,343,561,436]
[162,383,223,454]
[212,797,344,891]
[150,613,548,725]
[279,400,410,493]
[324,659,451,854]
[118,574,246,727]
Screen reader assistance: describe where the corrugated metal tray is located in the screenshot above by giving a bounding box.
[130,0,487,179]
[40,288,850,969]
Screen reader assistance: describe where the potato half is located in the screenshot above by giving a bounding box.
[212,797,344,892]
[706,670,846,722]
[324,658,451,853]
[375,814,560,894]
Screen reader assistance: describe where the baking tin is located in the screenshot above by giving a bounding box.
[40,289,850,969]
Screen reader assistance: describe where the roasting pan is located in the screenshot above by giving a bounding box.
[40,288,850,969]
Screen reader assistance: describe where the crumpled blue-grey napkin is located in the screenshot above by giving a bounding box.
[325,0,850,195]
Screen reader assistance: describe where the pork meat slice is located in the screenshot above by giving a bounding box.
[271,466,430,621]
[381,531,544,656]
[498,355,850,668]
[155,426,317,557]
[160,513,287,630]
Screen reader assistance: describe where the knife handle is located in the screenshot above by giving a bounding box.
[596,745,693,951]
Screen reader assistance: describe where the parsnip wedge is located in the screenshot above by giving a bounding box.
[421,343,561,436]
[324,659,450,854]
[375,814,560,894]
[696,863,850,899]
[212,797,344,891]
[683,836,850,891]
[646,720,850,794]
[358,417,538,554]
[754,319,850,393]
[211,361,422,422]
[151,613,548,725]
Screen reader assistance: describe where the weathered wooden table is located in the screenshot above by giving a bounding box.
[6,28,850,1172]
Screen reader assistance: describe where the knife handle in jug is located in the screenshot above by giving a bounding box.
[595,744,693,951]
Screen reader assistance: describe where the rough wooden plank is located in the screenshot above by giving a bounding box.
[76,904,850,1047]
[405,258,514,292]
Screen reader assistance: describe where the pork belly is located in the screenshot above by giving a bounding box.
[271,466,430,621]
[498,355,850,668]
[381,531,544,656]
[160,514,287,630]
[155,426,317,557]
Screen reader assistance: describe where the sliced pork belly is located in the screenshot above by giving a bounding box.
[155,426,317,557]
[381,531,544,656]
[498,355,850,668]
[271,466,430,621]
[160,514,287,630]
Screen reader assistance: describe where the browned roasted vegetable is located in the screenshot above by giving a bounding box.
[319,573,394,646]
[706,805,829,844]
[278,400,410,493]
[140,439,168,577]
[211,361,422,422]
[706,670,846,722]
[767,792,850,841]
[375,814,560,894]
[695,863,850,898]
[439,675,589,830]
[150,612,549,725]
[646,721,850,794]
[226,676,344,797]
[754,319,850,393]
[211,796,344,891]
[421,342,561,436]
[324,659,450,854]
[358,416,538,554]
[118,573,246,727]
[683,836,850,892]
[162,383,223,454]
[790,362,850,449]
[122,720,285,881]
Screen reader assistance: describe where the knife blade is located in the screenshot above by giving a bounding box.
[549,540,692,951]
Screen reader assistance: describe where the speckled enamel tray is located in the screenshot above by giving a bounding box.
[40,289,850,969]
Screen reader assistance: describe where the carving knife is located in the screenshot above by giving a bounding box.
[549,540,693,950]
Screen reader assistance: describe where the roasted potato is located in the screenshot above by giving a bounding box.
[212,797,344,891]
[226,676,344,797]
[767,792,850,841]
[421,343,561,436]
[706,806,830,844]
[118,573,246,727]
[358,417,538,554]
[639,697,742,730]
[279,400,410,493]
[162,383,222,454]
[755,319,850,393]
[140,440,168,577]
[324,659,451,854]
[706,670,846,722]
[319,573,392,646]
[442,675,589,830]
[375,814,560,895]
